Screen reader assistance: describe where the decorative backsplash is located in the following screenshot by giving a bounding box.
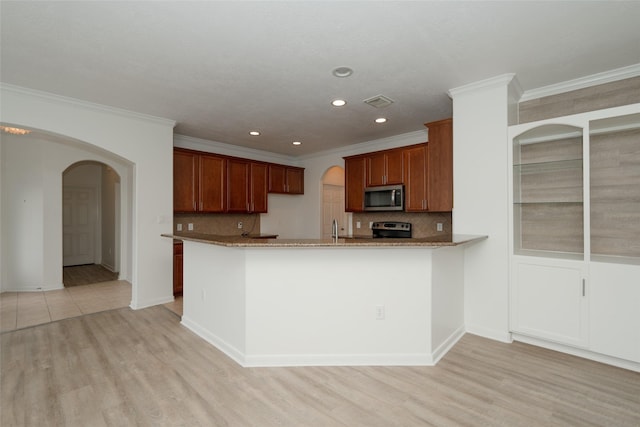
[174,213,260,236]
[351,212,452,238]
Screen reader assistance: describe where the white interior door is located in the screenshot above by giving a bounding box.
[322,184,347,239]
[63,187,97,266]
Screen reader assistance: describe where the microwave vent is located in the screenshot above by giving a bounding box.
[363,94,394,108]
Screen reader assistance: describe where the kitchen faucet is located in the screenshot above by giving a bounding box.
[331,219,338,240]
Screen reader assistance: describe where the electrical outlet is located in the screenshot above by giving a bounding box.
[177,223,182,231]
[369,221,373,229]
[188,223,194,231]
[237,221,243,229]
[437,223,443,232]
[356,221,361,229]
[375,305,385,320]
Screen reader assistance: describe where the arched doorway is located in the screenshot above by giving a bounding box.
[62,161,121,287]
[321,166,349,239]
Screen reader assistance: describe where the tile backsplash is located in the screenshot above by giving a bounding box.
[174,213,260,236]
[351,212,452,238]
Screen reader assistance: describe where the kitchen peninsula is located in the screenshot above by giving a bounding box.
[164,233,486,367]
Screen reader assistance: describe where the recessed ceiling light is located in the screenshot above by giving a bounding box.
[332,66,353,78]
[292,141,302,146]
[375,118,388,124]
[249,131,260,136]
[331,99,347,107]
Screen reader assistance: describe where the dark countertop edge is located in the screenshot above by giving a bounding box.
[162,233,488,248]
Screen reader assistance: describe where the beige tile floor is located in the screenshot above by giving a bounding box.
[0,280,131,333]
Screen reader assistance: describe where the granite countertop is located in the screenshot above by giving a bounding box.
[163,232,487,248]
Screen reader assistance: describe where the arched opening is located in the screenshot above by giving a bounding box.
[62,160,121,287]
[320,165,349,239]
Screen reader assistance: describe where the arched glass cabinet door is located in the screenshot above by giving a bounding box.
[512,124,584,259]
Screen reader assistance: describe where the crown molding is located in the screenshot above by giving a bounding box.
[448,73,517,98]
[0,83,176,128]
[519,63,640,102]
[173,134,300,165]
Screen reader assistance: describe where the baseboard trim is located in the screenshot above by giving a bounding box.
[431,326,466,365]
[181,316,246,366]
[512,333,640,373]
[130,295,174,310]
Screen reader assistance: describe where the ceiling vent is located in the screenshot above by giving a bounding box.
[363,95,394,108]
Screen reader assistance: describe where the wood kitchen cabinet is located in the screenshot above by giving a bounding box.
[174,148,226,213]
[424,118,453,212]
[366,149,404,187]
[403,144,429,211]
[344,156,366,212]
[227,159,268,213]
[268,164,305,194]
[173,240,183,296]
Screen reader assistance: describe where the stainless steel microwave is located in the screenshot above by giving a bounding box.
[364,185,404,211]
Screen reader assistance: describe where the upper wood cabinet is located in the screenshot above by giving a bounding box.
[227,159,268,213]
[366,149,404,187]
[174,149,198,212]
[343,118,453,213]
[403,144,428,212]
[268,164,305,194]
[424,118,453,212]
[344,156,366,212]
[174,149,226,213]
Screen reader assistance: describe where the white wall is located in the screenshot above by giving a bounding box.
[0,84,175,308]
[449,74,521,342]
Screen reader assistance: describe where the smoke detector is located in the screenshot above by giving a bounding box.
[363,95,394,108]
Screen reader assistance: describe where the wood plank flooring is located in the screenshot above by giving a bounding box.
[2,305,639,426]
[63,264,119,287]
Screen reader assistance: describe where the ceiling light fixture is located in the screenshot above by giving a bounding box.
[292,141,302,146]
[332,66,353,78]
[331,99,347,107]
[0,125,31,135]
[249,131,260,136]
[375,118,388,124]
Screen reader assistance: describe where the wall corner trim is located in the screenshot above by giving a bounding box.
[448,73,517,98]
[519,63,640,102]
[0,83,177,128]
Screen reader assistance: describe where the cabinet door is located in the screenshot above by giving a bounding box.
[173,242,183,296]
[403,145,428,212]
[345,156,366,212]
[366,153,387,187]
[511,259,588,348]
[286,167,304,194]
[199,154,226,212]
[268,164,287,193]
[385,149,404,185]
[250,162,268,213]
[425,119,453,211]
[227,159,250,212]
[173,150,198,212]
[589,262,640,363]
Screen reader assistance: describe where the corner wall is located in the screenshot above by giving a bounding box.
[449,74,520,342]
[0,84,175,309]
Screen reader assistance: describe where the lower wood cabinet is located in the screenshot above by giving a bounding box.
[173,240,183,296]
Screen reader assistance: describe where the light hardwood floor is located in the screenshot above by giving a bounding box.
[2,305,639,426]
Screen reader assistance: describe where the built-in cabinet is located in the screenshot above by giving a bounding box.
[227,159,268,213]
[366,149,404,186]
[173,240,183,296]
[268,164,304,194]
[344,118,453,213]
[509,105,640,368]
[173,149,226,213]
[174,148,304,213]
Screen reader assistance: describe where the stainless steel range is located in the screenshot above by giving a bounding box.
[371,221,412,238]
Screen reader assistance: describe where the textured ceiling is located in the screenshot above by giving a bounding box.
[2,1,639,157]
